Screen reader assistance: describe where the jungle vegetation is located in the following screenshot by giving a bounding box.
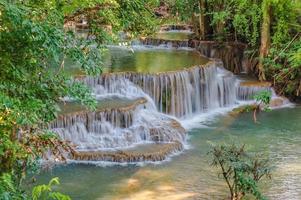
[165,0,301,100]
[0,0,300,199]
[0,0,159,199]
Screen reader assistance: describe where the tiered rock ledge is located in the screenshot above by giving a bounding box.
[72,142,183,162]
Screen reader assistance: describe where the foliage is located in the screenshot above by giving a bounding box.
[254,90,272,111]
[1,175,69,200]
[165,0,197,22]
[1,0,159,197]
[166,0,301,98]
[63,0,159,42]
[0,173,25,200]
[230,105,257,116]
[250,90,272,123]
[165,0,262,43]
[264,37,301,98]
[0,0,161,197]
[0,0,104,198]
[261,1,301,90]
[204,0,262,44]
[270,0,298,47]
[116,0,159,36]
[167,0,298,45]
[32,178,70,200]
[209,143,272,200]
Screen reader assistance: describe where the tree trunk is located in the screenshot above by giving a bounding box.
[198,0,206,40]
[258,0,271,81]
[253,105,259,123]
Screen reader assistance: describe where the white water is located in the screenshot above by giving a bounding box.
[82,62,238,118]
[51,77,186,150]
[51,57,282,155]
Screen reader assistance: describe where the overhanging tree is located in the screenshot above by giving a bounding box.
[0,0,101,198]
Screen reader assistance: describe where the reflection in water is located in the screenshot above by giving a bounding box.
[154,31,193,41]
[65,47,209,75]
[100,169,196,200]
[58,96,145,114]
[29,106,301,200]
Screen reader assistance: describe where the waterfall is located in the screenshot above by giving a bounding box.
[50,81,186,150]
[160,24,193,31]
[51,107,185,150]
[236,82,272,101]
[50,56,278,162]
[81,62,237,118]
[140,38,189,48]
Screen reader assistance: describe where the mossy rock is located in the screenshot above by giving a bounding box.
[230,105,257,116]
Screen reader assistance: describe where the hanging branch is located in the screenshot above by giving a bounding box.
[273,32,301,62]
[64,2,117,24]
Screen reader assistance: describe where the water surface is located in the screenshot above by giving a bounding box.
[154,31,193,41]
[29,106,301,200]
[59,97,145,114]
[65,47,208,75]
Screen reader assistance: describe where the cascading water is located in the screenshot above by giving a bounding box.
[236,81,272,101]
[141,38,189,48]
[81,62,238,118]
[50,44,280,162]
[34,25,299,200]
[50,99,146,150]
[50,80,186,152]
[138,25,193,48]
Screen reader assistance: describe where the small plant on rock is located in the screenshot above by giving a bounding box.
[253,90,272,123]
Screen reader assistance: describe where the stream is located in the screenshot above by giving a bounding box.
[27,29,301,200]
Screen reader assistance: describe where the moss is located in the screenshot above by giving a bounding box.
[230,104,257,116]
[161,87,172,113]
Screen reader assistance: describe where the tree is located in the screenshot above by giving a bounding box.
[63,0,159,42]
[209,143,272,200]
[197,0,206,40]
[166,0,198,22]
[0,0,159,198]
[263,1,301,99]
[169,0,301,99]
[0,0,101,197]
[258,0,271,81]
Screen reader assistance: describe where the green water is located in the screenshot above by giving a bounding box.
[66,47,208,75]
[154,31,193,41]
[59,97,145,114]
[28,106,301,199]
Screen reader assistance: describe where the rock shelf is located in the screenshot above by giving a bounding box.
[50,97,147,129]
[71,142,184,162]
